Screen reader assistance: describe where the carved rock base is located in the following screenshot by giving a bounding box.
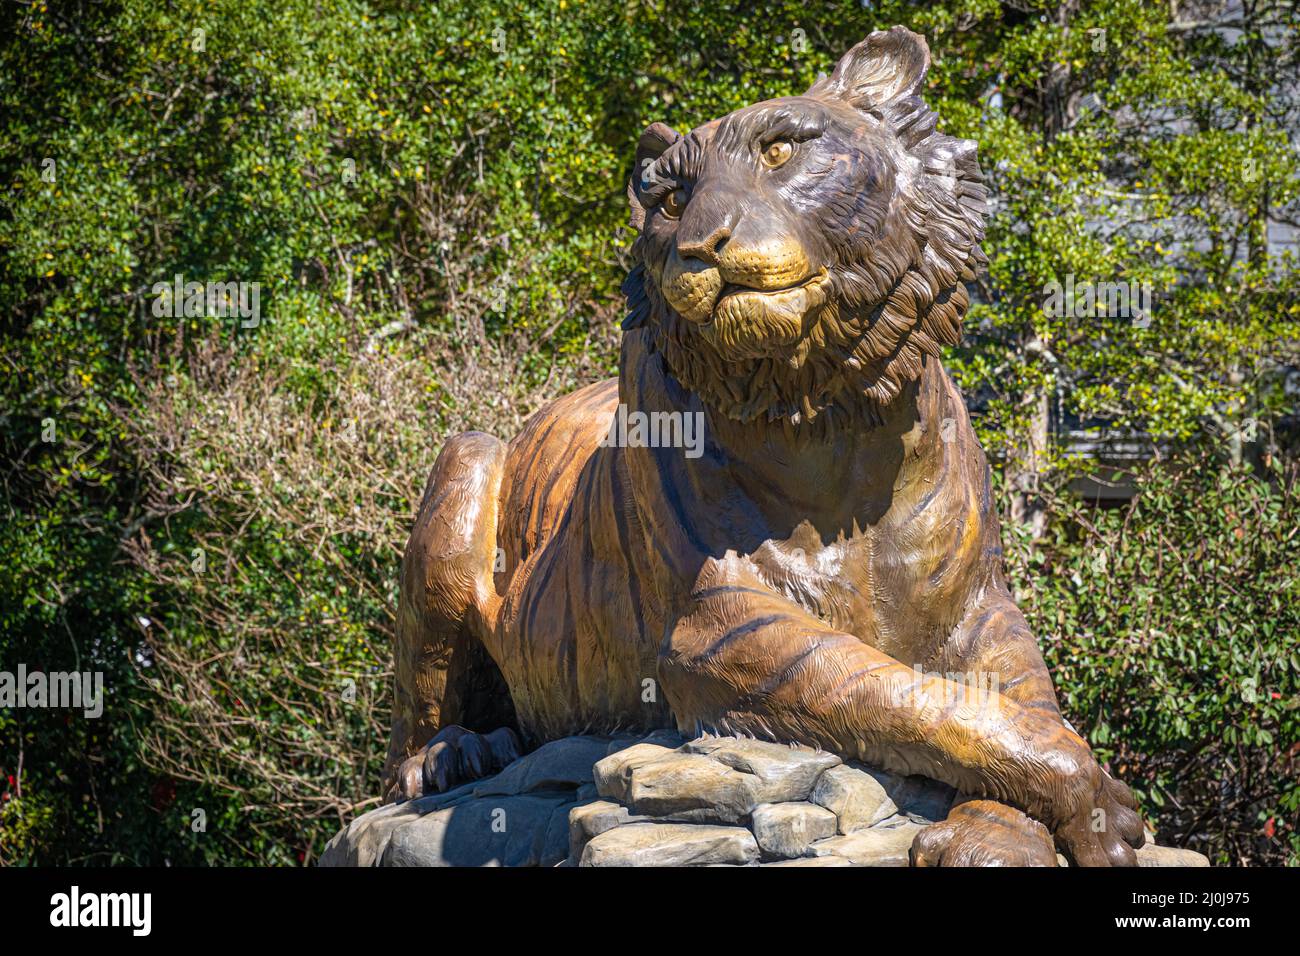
[320,733,1209,867]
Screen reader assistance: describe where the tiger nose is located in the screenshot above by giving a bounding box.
[676,225,730,266]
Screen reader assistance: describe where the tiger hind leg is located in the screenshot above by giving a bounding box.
[380,431,516,802]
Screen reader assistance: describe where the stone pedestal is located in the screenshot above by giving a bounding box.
[320,732,1209,867]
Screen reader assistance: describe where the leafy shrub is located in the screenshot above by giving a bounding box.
[116,326,611,862]
[1006,455,1300,865]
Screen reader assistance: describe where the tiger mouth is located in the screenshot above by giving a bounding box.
[699,269,834,348]
[712,268,831,316]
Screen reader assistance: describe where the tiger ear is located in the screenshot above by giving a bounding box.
[628,122,680,231]
[806,26,930,109]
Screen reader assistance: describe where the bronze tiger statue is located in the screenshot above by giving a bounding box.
[380,26,1146,867]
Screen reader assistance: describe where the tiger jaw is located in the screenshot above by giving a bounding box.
[707,269,833,354]
[660,254,834,355]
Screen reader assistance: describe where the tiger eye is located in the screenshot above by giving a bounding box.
[761,140,793,168]
[661,187,686,219]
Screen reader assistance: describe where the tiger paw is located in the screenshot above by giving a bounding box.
[910,799,1059,867]
[394,725,522,802]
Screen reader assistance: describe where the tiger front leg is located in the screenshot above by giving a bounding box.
[916,582,1146,865]
[659,558,1139,866]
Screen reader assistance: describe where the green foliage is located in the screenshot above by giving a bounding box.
[1,0,1296,865]
[1007,455,1300,864]
[923,0,1300,471]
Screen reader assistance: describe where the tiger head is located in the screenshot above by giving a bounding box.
[625,26,987,425]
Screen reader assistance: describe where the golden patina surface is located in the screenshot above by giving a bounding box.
[380,26,1146,867]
